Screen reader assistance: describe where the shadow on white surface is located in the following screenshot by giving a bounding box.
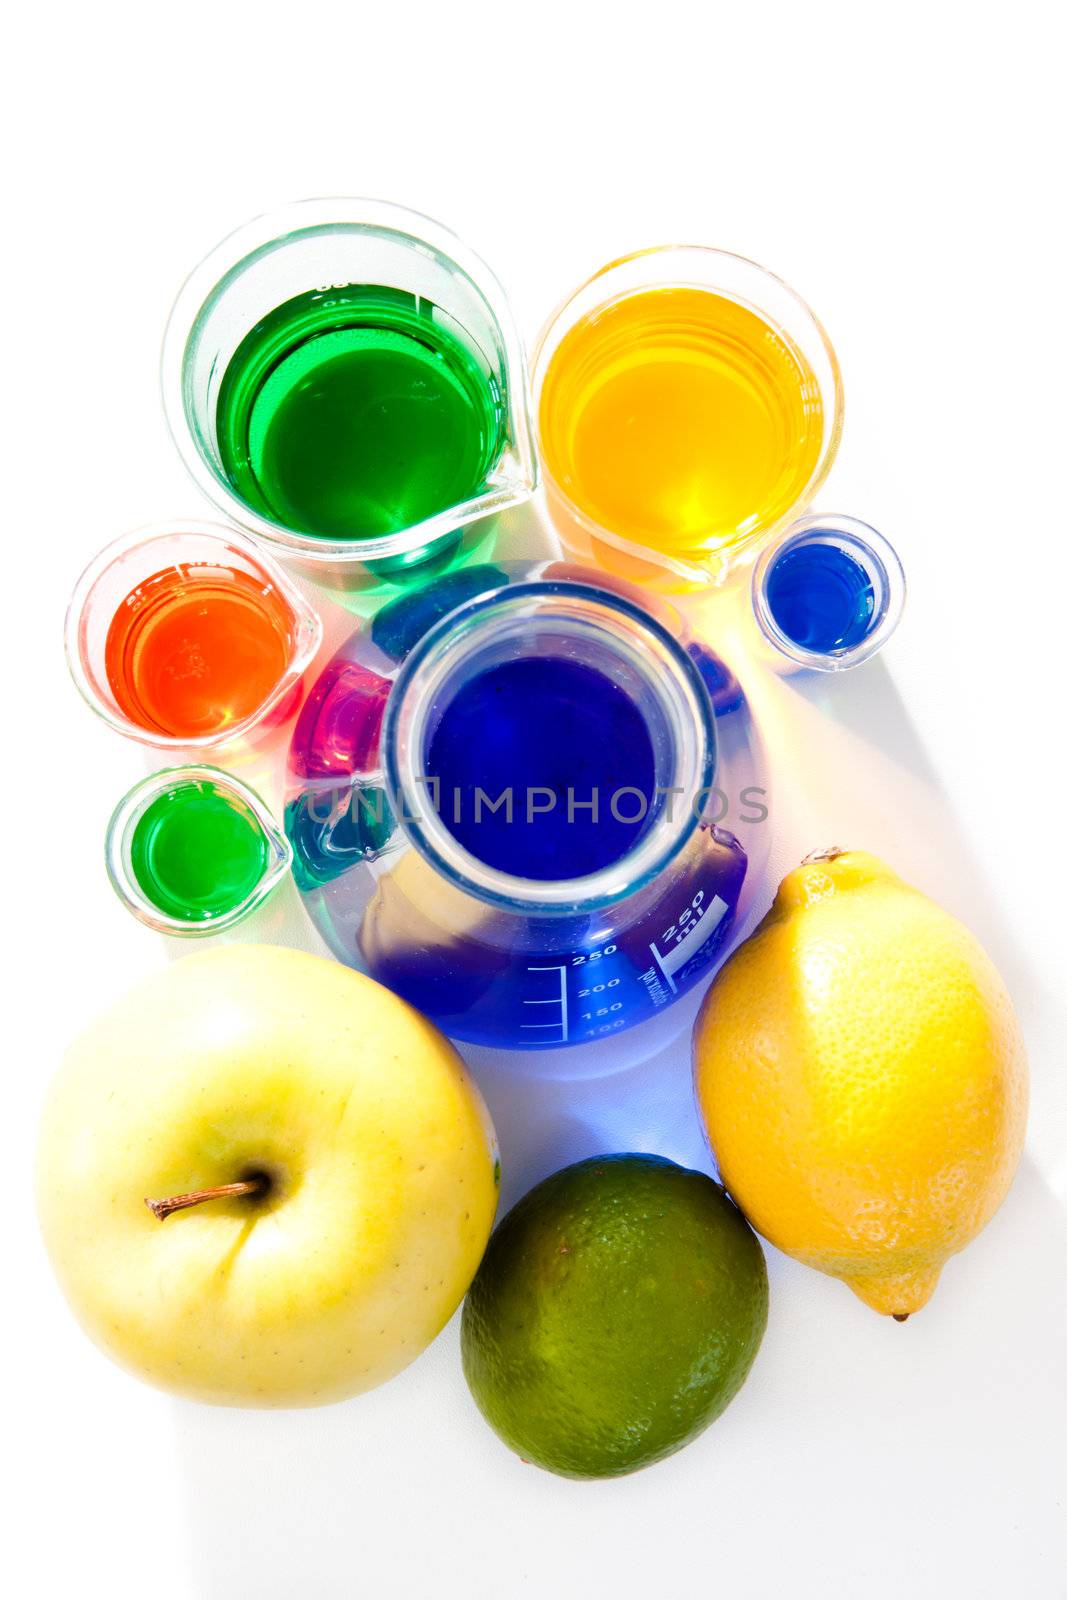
[169,1155,1066,1600]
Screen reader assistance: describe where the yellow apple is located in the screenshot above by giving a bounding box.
[37,945,499,1406]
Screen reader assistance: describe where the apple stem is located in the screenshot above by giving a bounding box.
[144,1175,268,1222]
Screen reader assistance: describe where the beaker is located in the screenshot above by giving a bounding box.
[533,247,844,591]
[162,199,537,582]
[284,561,771,1050]
[752,513,906,670]
[106,766,291,934]
[65,520,322,751]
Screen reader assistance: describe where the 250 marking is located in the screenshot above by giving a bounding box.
[658,890,707,947]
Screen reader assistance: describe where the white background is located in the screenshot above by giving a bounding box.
[6,3,1066,1596]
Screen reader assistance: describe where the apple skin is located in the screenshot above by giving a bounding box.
[37,946,499,1407]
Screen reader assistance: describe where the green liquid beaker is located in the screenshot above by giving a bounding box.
[106,767,291,935]
[163,200,537,584]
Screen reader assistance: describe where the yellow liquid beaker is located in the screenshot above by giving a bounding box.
[535,248,843,590]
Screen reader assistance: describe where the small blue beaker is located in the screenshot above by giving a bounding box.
[752,513,906,671]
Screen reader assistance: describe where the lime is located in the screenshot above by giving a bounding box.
[461,1153,768,1478]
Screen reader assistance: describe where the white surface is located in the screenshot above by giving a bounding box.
[7,4,1067,1596]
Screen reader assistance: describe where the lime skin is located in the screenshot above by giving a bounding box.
[461,1153,768,1478]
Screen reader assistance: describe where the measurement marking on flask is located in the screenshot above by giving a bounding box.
[649,894,729,993]
[524,964,569,1043]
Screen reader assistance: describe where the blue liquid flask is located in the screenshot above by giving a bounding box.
[285,562,770,1049]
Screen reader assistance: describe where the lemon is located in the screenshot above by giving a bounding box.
[694,850,1028,1318]
[461,1154,767,1478]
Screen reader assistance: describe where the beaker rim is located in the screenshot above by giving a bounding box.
[382,578,719,915]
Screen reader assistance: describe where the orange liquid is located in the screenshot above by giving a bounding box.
[104,563,293,738]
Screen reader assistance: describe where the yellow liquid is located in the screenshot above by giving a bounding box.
[538,287,825,560]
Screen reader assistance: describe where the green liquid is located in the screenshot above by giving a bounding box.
[130,782,270,922]
[215,285,506,541]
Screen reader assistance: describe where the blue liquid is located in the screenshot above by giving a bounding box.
[688,641,744,717]
[371,564,509,663]
[360,825,748,1047]
[766,540,877,653]
[425,657,656,879]
[286,562,766,1049]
